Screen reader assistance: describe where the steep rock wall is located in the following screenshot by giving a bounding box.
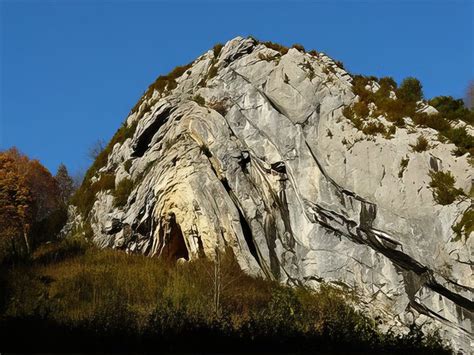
[72,37,472,352]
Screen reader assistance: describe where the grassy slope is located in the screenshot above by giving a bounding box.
[0,237,449,353]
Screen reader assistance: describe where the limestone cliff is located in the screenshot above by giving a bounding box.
[69,37,473,352]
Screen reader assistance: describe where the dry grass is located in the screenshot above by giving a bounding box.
[0,238,450,353]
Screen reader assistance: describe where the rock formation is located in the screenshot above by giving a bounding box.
[69,37,473,352]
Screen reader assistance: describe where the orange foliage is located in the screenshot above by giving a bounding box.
[0,148,60,257]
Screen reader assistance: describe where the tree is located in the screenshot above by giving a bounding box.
[397,77,424,103]
[0,148,62,258]
[0,153,33,259]
[55,163,74,204]
[87,139,106,161]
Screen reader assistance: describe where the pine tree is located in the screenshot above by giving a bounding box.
[397,77,424,103]
[55,163,74,204]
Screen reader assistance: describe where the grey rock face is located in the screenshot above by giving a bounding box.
[75,37,473,352]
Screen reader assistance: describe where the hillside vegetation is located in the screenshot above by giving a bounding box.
[0,237,449,353]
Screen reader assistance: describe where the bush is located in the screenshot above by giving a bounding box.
[71,173,115,217]
[291,43,305,52]
[131,62,194,114]
[352,101,370,118]
[410,135,430,152]
[113,178,134,207]
[71,118,139,218]
[429,96,474,125]
[452,207,473,242]
[429,170,465,205]
[262,41,289,55]
[362,121,386,136]
[441,126,474,156]
[379,76,397,90]
[397,77,424,103]
[412,112,451,132]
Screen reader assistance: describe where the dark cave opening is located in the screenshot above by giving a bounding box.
[162,215,189,261]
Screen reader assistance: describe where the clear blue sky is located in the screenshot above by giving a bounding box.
[1,0,473,175]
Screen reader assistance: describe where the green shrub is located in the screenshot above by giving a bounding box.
[412,112,450,132]
[342,106,355,120]
[429,170,465,205]
[378,98,413,124]
[362,121,386,136]
[410,135,430,152]
[113,178,134,207]
[441,126,474,156]
[452,207,473,241]
[379,76,397,90]
[352,101,369,118]
[397,77,424,103]
[351,75,371,102]
[429,96,474,125]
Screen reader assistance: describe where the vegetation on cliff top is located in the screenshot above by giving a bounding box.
[342,75,474,157]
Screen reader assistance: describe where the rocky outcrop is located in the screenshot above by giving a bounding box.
[72,37,473,352]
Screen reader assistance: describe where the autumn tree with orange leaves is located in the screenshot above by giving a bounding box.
[0,148,62,262]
